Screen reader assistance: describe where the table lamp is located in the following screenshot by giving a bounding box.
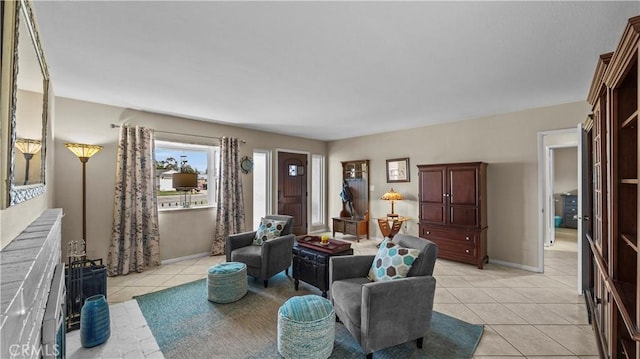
[381,188,403,218]
[173,156,198,208]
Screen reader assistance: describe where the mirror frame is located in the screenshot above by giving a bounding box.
[2,0,49,207]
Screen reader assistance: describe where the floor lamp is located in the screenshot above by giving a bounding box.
[65,143,103,252]
[15,138,42,185]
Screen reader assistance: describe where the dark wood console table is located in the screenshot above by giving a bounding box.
[293,239,353,297]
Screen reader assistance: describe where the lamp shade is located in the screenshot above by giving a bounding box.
[15,138,42,154]
[65,143,103,159]
[173,173,197,189]
[381,188,403,201]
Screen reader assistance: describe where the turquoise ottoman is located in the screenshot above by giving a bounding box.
[277,295,335,359]
[207,262,247,303]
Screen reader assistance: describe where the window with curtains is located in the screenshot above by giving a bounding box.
[155,140,219,209]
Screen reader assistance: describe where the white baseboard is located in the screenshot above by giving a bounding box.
[489,258,541,273]
[161,252,210,265]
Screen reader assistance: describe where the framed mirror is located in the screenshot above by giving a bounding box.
[3,0,49,207]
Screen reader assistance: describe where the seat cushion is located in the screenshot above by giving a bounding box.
[279,295,334,322]
[230,245,262,268]
[208,262,246,276]
[331,277,370,328]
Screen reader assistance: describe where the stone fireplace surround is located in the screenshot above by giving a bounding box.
[1,209,63,358]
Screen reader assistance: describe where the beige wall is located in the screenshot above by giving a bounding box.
[4,93,590,270]
[328,101,589,268]
[53,97,326,261]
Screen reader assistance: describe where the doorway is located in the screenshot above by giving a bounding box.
[549,146,579,249]
[277,151,308,235]
[537,127,582,293]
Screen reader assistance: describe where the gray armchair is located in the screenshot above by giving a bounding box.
[329,234,438,359]
[226,215,295,288]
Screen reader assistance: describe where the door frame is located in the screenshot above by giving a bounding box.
[537,128,579,278]
[275,149,311,231]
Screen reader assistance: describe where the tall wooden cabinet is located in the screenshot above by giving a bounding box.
[417,162,488,269]
[585,15,640,359]
[332,160,370,241]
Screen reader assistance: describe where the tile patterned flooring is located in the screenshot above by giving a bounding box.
[68,229,599,358]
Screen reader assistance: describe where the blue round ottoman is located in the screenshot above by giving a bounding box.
[207,262,247,303]
[277,295,335,359]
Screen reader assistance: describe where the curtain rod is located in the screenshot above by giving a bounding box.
[109,124,246,143]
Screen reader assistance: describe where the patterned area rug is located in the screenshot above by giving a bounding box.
[135,273,483,358]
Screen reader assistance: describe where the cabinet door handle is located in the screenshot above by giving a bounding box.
[465,236,470,240]
[426,231,430,235]
[465,249,470,253]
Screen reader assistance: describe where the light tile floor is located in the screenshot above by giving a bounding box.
[68,230,599,358]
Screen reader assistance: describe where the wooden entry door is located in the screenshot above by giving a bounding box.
[278,152,307,235]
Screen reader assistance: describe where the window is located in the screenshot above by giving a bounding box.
[155,140,219,209]
[252,150,271,229]
[311,154,325,226]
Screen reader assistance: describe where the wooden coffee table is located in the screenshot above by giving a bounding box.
[293,236,353,297]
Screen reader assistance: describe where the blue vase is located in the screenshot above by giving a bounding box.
[80,294,111,348]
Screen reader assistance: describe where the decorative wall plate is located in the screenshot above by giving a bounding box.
[240,156,253,174]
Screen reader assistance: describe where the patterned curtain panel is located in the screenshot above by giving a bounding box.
[108,125,161,276]
[211,137,245,255]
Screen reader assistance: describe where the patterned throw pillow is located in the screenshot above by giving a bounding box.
[252,218,288,246]
[367,239,421,282]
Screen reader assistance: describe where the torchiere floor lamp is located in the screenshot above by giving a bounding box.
[65,143,103,251]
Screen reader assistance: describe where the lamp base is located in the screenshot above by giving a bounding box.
[387,213,399,218]
[178,190,193,208]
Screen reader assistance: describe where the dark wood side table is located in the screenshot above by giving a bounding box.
[293,240,353,297]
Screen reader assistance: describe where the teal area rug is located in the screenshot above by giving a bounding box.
[136,273,483,358]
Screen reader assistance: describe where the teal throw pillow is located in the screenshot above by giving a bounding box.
[253,218,288,245]
[367,239,421,282]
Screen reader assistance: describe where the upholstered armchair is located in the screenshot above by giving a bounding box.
[226,215,295,288]
[329,234,438,358]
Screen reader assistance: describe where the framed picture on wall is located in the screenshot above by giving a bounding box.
[386,158,410,183]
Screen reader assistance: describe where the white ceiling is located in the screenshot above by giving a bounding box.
[32,1,639,141]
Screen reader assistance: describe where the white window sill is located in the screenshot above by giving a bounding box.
[158,204,216,213]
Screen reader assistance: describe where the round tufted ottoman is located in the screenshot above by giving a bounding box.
[207,262,247,303]
[277,295,335,359]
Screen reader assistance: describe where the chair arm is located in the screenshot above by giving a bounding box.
[329,255,375,283]
[261,234,295,257]
[261,234,295,277]
[361,276,437,343]
[226,231,256,261]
